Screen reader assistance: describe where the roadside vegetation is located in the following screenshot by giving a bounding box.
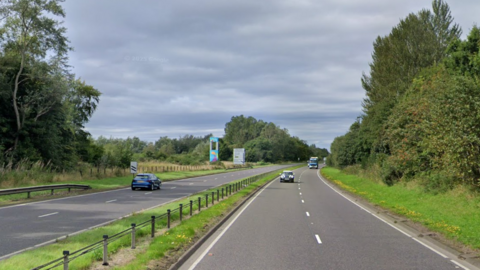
[322,167,480,251]
[0,165,303,270]
[327,0,480,213]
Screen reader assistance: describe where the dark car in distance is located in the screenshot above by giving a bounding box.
[131,173,162,191]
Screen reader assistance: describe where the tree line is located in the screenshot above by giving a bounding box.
[328,0,480,191]
[94,115,329,168]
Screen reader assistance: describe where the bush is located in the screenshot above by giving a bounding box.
[381,159,402,186]
[421,172,456,194]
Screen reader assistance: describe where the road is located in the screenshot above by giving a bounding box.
[0,165,292,259]
[179,166,477,270]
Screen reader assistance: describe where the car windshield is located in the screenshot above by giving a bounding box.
[135,175,149,179]
[284,172,293,176]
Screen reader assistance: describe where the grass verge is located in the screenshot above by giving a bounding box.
[0,164,303,270]
[321,166,480,251]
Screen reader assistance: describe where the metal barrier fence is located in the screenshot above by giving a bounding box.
[31,172,274,270]
[0,184,91,199]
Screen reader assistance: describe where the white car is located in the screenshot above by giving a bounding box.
[280,171,295,183]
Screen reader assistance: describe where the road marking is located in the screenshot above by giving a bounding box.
[105,199,117,203]
[171,187,176,189]
[187,178,277,270]
[189,183,194,185]
[298,187,301,190]
[316,170,460,262]
[315,234,322,244]
[299,192,302,195]
[412,238,447,258]
[215,178,218,180]
[306,212,310,217]
[203,180,207,182]
[39,212,58,218]
[144,192,152,195]
[450,260,469,270]
[301,200,305,203]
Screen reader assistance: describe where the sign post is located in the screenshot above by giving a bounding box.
[210,137,219,162]
[233,148,245,165]
[130,161,138,178]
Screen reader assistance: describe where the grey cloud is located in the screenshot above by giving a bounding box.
[61,0,480,151]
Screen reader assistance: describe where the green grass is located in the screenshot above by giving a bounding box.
[0,164,303,270]
[321,167,480,249]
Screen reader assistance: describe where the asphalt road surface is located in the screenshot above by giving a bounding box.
[0,165,292,259]
[179,166,478,270]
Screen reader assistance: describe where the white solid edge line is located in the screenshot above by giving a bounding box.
[412,238,447,258]
[187,179,277,270]
[315,170,463,262]
[451,259,470,270]
[39,212,58,218]
[315,234,322,244]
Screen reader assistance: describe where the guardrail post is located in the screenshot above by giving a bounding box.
[167,210,171,229]
[179,204,183,221]
[63,250,69,270]
[131,223,136,249]
[102,235,109,266]
[27,192,30,199]
[190,200,193,216]
[51,189,54,195]
[221,188,224,199]
[211,192,214,205]
[217,189,219,202]
[206,194,209,207]
[198,197,201,212]
[151,216,155,238]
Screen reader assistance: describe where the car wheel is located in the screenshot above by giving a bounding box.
[131,187,135,191]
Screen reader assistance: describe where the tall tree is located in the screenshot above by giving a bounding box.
[359,0,461,157]
[1,0,70,153]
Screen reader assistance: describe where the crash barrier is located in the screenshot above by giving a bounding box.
[31,172,273,270]
[0,184,91,199]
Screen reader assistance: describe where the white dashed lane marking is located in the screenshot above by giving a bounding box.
[315,234,322,244]
[39,212,58,218]
[105,199,117,203]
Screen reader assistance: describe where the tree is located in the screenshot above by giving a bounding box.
[1,0,70,154]
[355,0,461,164]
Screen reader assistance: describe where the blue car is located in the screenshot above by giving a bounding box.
[131,173,162,191]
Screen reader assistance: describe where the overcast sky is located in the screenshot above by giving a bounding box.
[61,0,479,150]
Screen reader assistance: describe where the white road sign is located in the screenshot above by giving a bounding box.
[130,161,138,174]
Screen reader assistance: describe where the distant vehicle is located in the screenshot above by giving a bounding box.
[308,157,319,169]
[131,173,162,191]
[280,170,295,183]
